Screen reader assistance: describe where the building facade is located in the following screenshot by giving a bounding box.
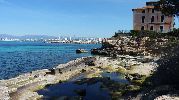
[132,1,174,33]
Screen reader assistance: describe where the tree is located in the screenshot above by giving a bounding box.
[155,0,179,28]
[155,0,179,17]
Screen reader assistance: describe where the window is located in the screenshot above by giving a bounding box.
[150,26,154,31]
[151,16,154,22]
[161,15,165,22]
[160,26,164,32]
[142,16,145,23]
[142,10,145,13]
[152,9,155,13]
[141,26,145,30]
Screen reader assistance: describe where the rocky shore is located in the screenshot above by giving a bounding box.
[0,57,97,100]
[1,35,179,100]
[0,54,159,100]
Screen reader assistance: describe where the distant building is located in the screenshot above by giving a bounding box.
[132,1,175,33]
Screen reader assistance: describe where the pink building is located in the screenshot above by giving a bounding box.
[132,1,174,33]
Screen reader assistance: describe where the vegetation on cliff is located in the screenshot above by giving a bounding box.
[97,29,179,99]
[155,0,179,17]
[139,45,179,99]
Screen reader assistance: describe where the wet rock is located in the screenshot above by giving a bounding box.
[130,74,147,85]
[131,73,142,80]
[54,96,68,100]
[100,83,107,89]
[45,84,53,88]
[81,69,86,73]
[76,49,88,53]
[46,69,56,75]
[69,96,83,100]
[141,58,153,63]
[110,91,123,99]
[74,89,86,96]
[126,85,141,91]
[125,74,134,81]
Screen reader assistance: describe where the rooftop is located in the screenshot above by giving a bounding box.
[146,1,159,6]
[132,1,157,11]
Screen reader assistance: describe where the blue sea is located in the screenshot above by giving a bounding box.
[0,41,101,80]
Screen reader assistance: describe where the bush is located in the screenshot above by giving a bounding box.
[130,30,140,37]
[112,30,131,38]
[113,29,179,39]
[130,30,164,38]
[166,28,179,37]
[150,45,179,89]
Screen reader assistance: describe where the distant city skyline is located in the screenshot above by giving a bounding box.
[0,0,178,38]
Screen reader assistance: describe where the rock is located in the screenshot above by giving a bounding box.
[0,86,10,100]
[81,69,86,73]
[46,69,56,75]
[55,96,68,100]
[76,49,88,53]
[45,84,53,88]
[74,89,86,96]
[85,57,96,66]
[69,96,83,100]
[154,95,179,100]
[91,48,108,55]
[125,74,133,81]
[131,73,142,80]
[110,91,123,98]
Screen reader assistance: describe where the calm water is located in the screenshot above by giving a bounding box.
[38,82,111,100]
[0,41,101,80]
[37,69,128,100]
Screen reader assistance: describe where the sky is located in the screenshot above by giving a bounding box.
[0,0,178,38]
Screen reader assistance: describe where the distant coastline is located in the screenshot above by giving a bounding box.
[0,34,102,44]
[46,39,101,44]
